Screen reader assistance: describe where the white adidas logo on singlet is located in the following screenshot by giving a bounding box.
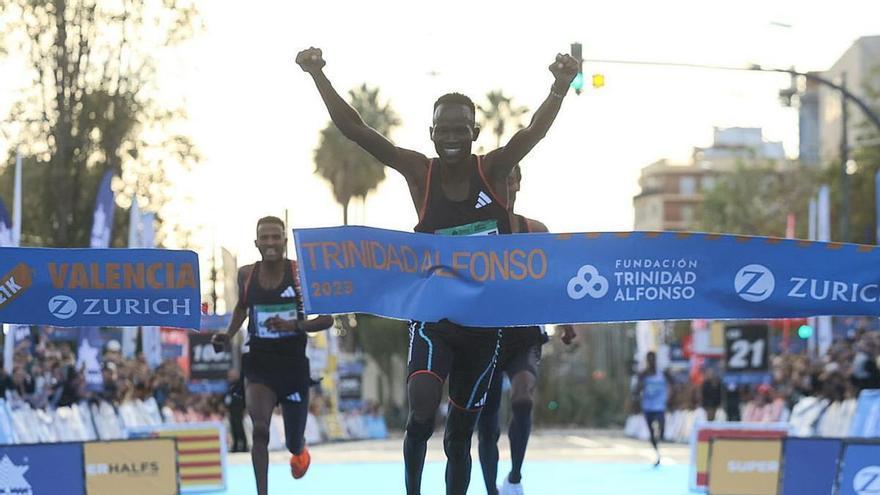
[280,286,296,298]
[475,191,492,209]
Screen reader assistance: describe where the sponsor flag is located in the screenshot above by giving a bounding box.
[90,171,115,248]
[77,326,104,392]
[12,150,21,247]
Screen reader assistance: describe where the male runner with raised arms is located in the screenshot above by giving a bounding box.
[211,216,333,495]
[477,164,577,495]
[296,47,578,495]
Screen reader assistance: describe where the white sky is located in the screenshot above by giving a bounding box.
[2,0,879,272]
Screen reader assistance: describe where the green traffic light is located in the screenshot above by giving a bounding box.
[797,325,813,339]
[571,73,585,91]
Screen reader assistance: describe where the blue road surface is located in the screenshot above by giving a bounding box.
[207,460,689,494]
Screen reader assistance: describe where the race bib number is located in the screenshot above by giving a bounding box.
[435,219,499,236]
[254,303,298,339]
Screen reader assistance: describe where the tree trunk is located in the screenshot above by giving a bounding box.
[342,198,349,226]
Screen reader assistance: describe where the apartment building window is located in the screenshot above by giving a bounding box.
[702,175,715,191]
[680,176,696,195]
[681,205,695,224]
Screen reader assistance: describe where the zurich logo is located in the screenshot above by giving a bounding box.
[854,465,880,495]
[734,264,775,302]
[48,295,78,319]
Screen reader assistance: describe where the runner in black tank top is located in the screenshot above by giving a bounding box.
[414,155,511,235]
[210,216,333,495]
[478,164,576,495]
[298,46,580,495]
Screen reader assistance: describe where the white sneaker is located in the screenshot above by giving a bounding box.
[500,477,524,495]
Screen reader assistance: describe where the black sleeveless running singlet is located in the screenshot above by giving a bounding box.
[242,260,307,355]
[414,155,511,235]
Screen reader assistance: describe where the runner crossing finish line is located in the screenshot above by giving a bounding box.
[293,226,880,326]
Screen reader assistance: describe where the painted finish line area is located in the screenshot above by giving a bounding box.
[294,227,880,327]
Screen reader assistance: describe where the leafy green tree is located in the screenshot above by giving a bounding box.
[477,90,529,150]
[314,84,400,225]
[0,0,201,247]
[699,161,817,238]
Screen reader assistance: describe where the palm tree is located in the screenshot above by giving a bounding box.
[477,90,529,150]
[313,84,401,225]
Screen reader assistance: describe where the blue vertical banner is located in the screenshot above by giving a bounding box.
[90,170,115,248]
[76,326,104,392]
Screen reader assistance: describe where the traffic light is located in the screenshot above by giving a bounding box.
[570,42,584,94]
[592,73,605,89]
[797,324,813,339]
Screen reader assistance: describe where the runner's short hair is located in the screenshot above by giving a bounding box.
[256,216,285,234]
[434,93,475,118]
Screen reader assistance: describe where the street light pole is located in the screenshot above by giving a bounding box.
[583,57,880,242]
[840,73,850,242]
[580,58,880,134]
[753,65,880,133]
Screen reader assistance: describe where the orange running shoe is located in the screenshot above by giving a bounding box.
[289,446,311,479]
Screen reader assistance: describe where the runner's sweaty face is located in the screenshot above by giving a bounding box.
[255,223,285,262]
[430,103,478,165]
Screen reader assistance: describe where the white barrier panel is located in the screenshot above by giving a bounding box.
[91,401,125,440]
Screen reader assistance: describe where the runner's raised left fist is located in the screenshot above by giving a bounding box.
[549,53,579,86]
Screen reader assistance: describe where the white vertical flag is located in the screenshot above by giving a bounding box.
[816,185,832,356]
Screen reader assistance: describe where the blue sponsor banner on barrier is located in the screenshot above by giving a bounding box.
[850,389,880,438]
[780,437,843,495]
[838,442,880,495]
[0,248,200,329]
[294,227,880,326]
[0,442,85,494]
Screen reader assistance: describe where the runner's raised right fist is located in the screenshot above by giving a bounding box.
[296,47,326,73]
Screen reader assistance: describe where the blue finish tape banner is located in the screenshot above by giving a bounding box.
[294,227,880,327]
[0,248,200,329]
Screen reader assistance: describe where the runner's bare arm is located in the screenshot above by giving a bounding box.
[296,47,427,181]
[484,53,579,181]
[526,218,549,234]
[265,314,334,333]
[212,265,253,351]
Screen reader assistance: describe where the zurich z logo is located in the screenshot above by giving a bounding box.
[734,264,775,302]
[48,295,78,319]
